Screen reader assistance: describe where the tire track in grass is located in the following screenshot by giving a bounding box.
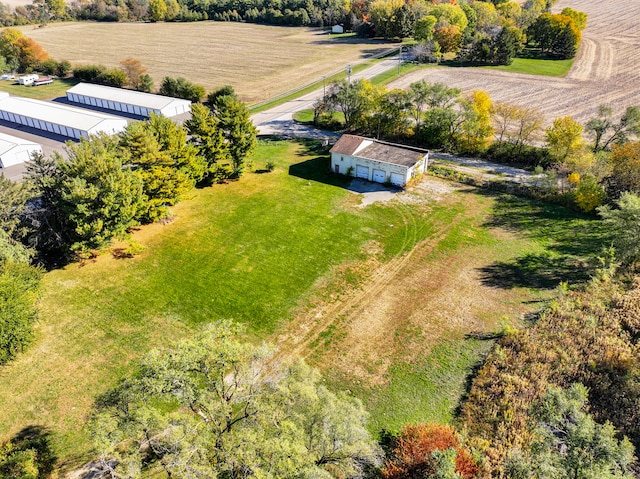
[272,197,463,365]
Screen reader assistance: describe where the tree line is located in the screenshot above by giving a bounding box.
[316,78,640,214]
[0,0,585,66]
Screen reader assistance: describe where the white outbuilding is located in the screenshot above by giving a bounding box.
[332,24,344,33]
[0,95,128,139]
[330,134,429,187]
[66,83,192,118]
[0,132,42,168]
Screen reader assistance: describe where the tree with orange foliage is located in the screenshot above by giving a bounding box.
[119,58,148,90]
[15,36,48,71]
[433,25,462,54]
[383,423,479,479]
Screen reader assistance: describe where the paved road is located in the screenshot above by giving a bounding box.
[251,56,402,137]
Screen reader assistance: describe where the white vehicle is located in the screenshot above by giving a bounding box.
[18,74,39,86]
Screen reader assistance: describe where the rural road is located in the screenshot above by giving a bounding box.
[251,56,401,137]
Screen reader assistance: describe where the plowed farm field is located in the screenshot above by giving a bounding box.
[390,0,640,125]
[18,22,396,103]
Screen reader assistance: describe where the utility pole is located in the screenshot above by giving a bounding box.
[322,75,327,99]
[398,46,402,75]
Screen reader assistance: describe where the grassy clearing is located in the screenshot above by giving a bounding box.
[0,140,425,468]
[0,77,78,100]
[20,22,397,103]
[484,57,574,77]
[0,140,610,471]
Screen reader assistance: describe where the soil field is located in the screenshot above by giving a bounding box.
[18,22,396,103]
[390,0,640,125]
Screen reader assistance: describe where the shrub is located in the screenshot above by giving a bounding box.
[0,262,41,365]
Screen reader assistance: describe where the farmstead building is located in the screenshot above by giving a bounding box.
[0,132,42,168]
[66,83,192,118]
[0,95,128,139]
[330,134,428,187]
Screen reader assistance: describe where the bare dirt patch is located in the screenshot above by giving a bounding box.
[19,22,397,103]
[389,0,640,125]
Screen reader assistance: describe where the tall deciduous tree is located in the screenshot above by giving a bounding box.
[119,58,148,90]
[458,90,494,154]
[545,116,585,164]
[492,102,543,154]
[91,321,382,479]
[414,15,436,42]
[159,76,205,103]
[586,105,640,152]
[329,79,377,131]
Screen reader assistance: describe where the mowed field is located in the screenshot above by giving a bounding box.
[0,140,610,473]
[390,0,640,125]
[19,22,397,103]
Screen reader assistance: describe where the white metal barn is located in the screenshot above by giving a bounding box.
[0,132,42,168]
[66,83,192,118]
[0,96,128,139]
[330,134,428,187]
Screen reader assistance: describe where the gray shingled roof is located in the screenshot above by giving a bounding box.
[331,134,426,168]
[357,142,425,167]
[329,134,366,156]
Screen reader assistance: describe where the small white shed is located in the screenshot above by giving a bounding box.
[0,132,42,168]
[332,24,344,34]
[330,134,428,187]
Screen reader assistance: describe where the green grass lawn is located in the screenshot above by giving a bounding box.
[0,77,79,99]
[483,57,574,77]
[0,140,431,468]
[0,140,610,472]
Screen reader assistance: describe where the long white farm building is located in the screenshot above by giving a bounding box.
[0,132,42,168]
[0,96,128,139]
[66,83,192,118]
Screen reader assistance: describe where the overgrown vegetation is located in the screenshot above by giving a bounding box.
[460,276,640,477]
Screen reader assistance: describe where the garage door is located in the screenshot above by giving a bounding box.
[355,165,369,179]
[390,173,405,186]
[372,169,386,183]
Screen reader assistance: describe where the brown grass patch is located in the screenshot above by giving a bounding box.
[19,22,397,103]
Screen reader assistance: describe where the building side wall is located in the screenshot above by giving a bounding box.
[68,91,189,118]
[0,109,84,139]
[330,152,410,185]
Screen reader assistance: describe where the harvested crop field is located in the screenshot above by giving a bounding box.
[18,22,396,103]
[390,0,640,125]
